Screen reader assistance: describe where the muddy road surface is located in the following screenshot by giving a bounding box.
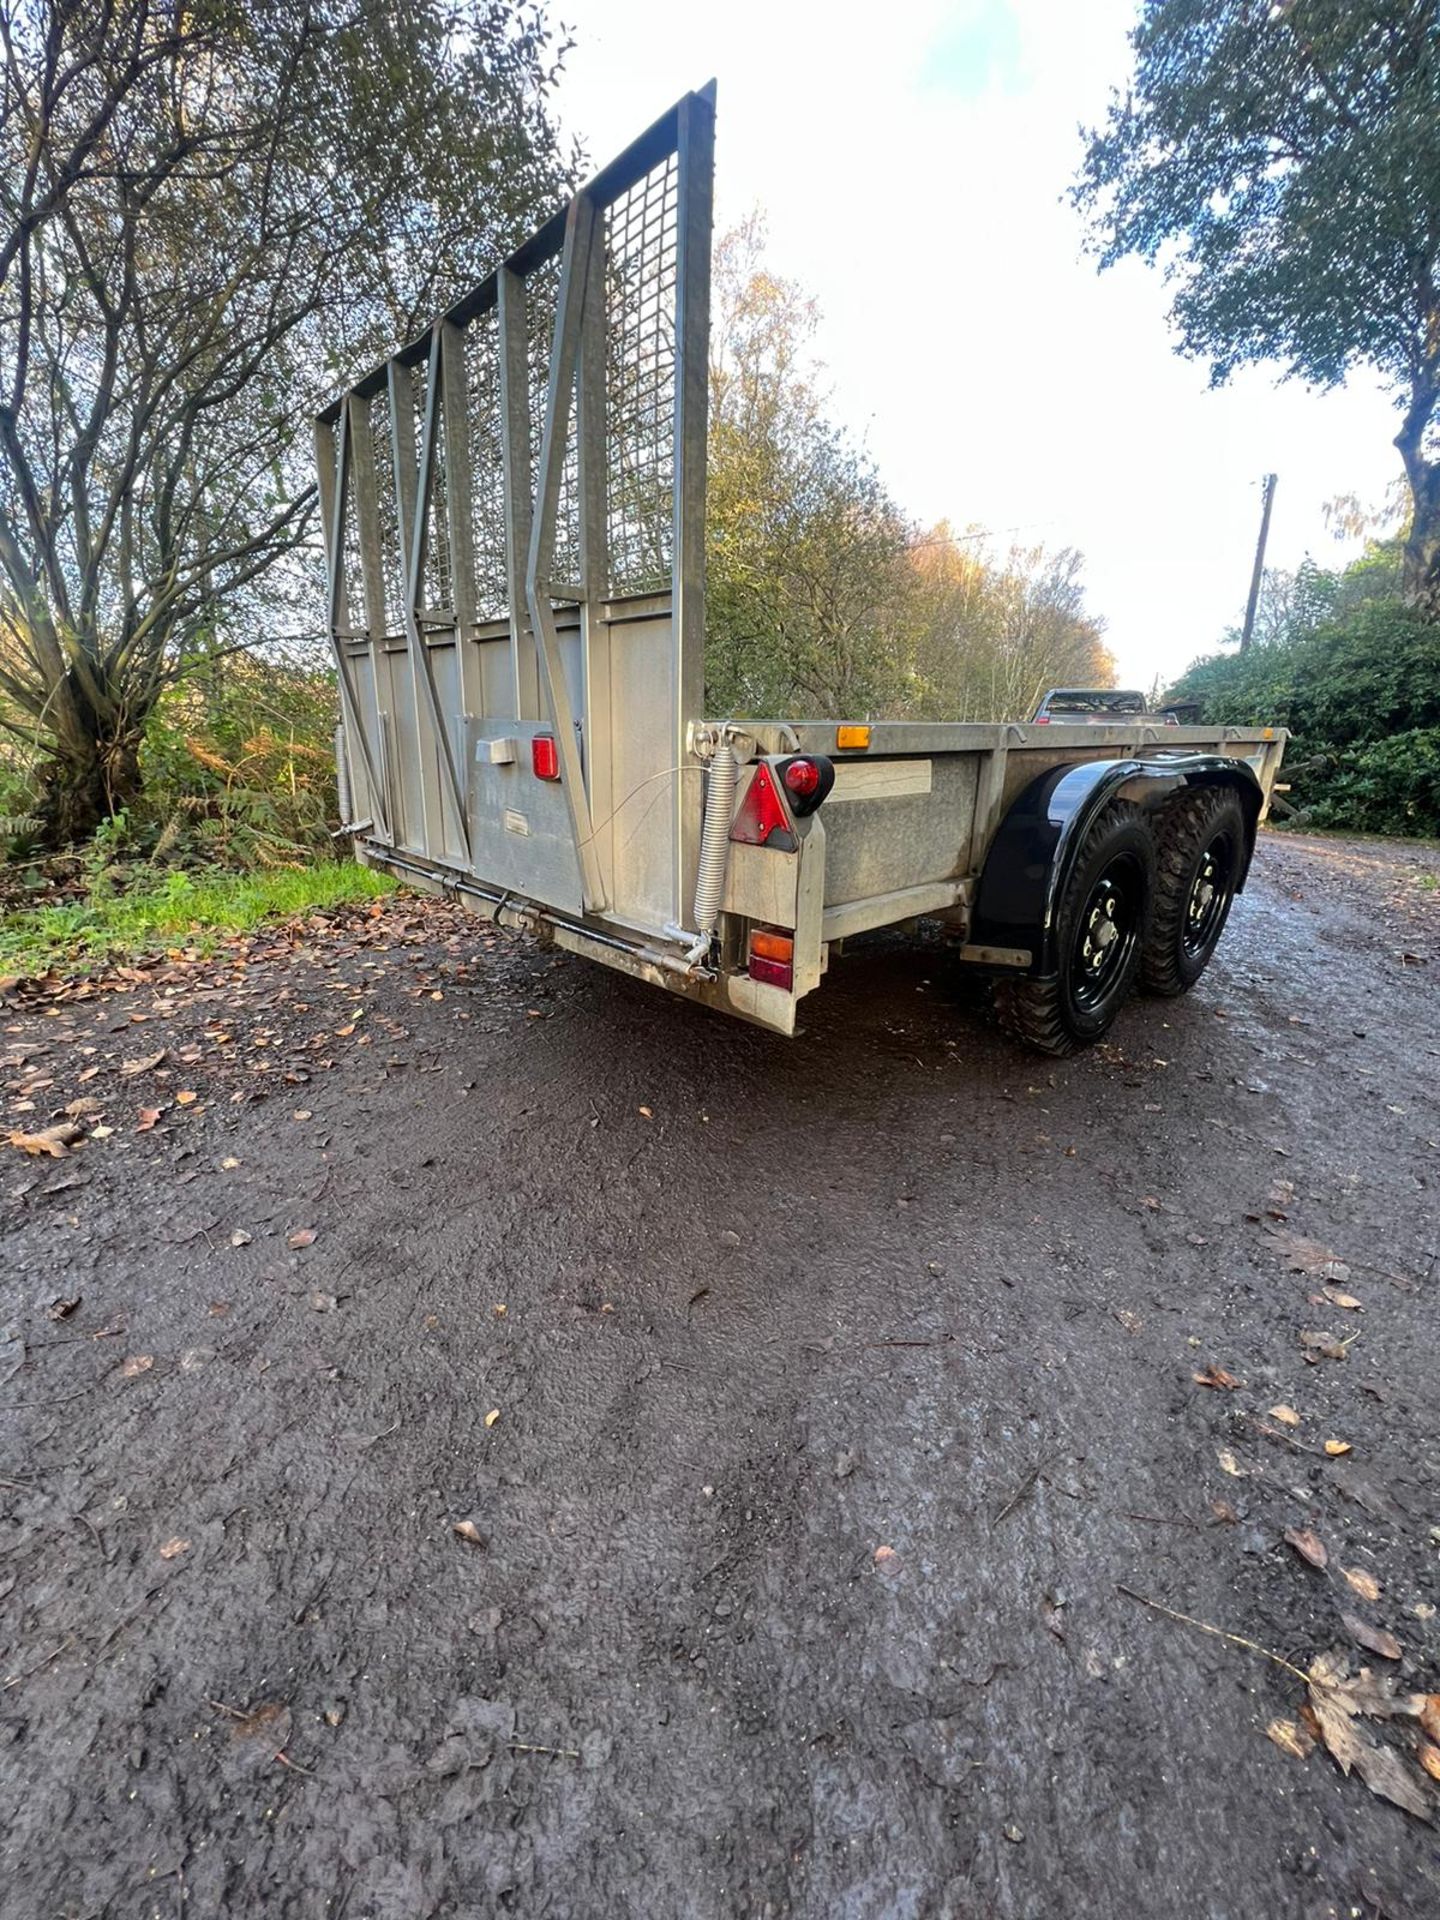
[2,830,1439,1920]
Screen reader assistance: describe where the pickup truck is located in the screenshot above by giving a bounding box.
[316,84,1285,1056]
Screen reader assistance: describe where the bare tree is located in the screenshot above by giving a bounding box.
[0,0,569,840]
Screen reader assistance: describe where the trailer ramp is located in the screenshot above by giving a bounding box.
[316,87,715,951]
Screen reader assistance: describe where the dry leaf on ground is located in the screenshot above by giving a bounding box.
[7,1121,83,1157]
[120,1049,167,1076]
[1270,1404,1302,1426]
[159,1537,190,1560]
[1322,1285,1363,1310]
[1273,1232,1352,1283]
[1284,1526,1328,1569]
[1325,1439,1353,1457]
[1307,1652,1431,1818]
[452,1520,487,1546]
[119,1354,154,1379]
[1266,1717,1315,1760]
[1343,1568,1382,1602]
[1341,1613,1402,1661]
[1194,1365,1243,1390]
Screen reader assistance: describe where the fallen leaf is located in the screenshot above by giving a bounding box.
[1325,1439,1353,1457]
[1343,1568,1382,1602]
[873,1544,897,1564]
[1270,1404,1302,1426]
[292,1109,312,1121]
[1284,1526,1328,1569]
[90,1123,113,1139]
[1341,1613,1402,1661]
[310,1291,337,1312]
[119,1354,154,1379]
[175,1090,198,1106]
[159,1536,190,1560]
[1266,1717,1315,1760]
[136,1107,163,1132]
[1307,1654,1430,1818]
[638,1105,652,1118]
[1421,1697,1440,1742]
[287,1227,317,1249]
[1322,1286,1363,1311]
[64,1097,103,1117]
[220,1155,240,1169]
[452,1519,487,1547]
[48,1296,80,1320]
[1273,1232,1352,1283]
[1194,1364,1243,1390]
[1209,1498,1239,1524]
[1421,1743,1440,1784]
[7,1121,83,1157]
[1217,1448,1245,1478]
[120,1048,167,1076]
[1299,1329,1349,1362]
[484,1408,501,1428]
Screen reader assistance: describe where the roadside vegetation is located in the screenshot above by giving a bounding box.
[1167,542,1440,838]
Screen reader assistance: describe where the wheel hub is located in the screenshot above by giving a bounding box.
[1071,866,1139,1011]
[1182,838,1232,958]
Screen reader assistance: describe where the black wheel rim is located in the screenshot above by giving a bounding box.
[1182,831,1234,959]
[1070,857,1142,1013]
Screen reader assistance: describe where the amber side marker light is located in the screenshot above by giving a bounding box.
[836,725,871,750]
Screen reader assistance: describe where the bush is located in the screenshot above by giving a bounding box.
[1168,574,1440,839]
[1305,728,1440,838]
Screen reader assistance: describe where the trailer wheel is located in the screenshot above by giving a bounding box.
[993,801,1154,1056]
[1141,785,1246,997]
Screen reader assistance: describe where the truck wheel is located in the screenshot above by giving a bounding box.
[1141,786,1246,997]
[993,801,1154,1056]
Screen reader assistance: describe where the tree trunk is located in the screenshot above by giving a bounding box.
[1399,458,1440,618]
[38,721,144,846]
[1395,385,1440,618]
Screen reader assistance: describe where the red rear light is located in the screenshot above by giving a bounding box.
[782,757,821,799]
[748,926,794,992]
[749,954,793,990]
[1033,714,1050,724]
[532,734,560,780]
[728,763,795,850]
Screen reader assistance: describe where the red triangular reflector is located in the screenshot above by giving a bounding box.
[728,762,796,850]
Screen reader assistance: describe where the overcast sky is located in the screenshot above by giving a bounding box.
[553,0,1402,690]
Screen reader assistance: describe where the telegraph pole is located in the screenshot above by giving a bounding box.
[1240,472,1278,651]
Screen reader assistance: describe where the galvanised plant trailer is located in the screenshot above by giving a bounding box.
[316,85,1287,1057]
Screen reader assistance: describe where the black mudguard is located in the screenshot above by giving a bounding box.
[969,755,1264,976]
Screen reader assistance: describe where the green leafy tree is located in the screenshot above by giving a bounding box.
[1075,1,1440,614]
[0,0,569,842]
[907,527,1114,721]
[705,217,921,718]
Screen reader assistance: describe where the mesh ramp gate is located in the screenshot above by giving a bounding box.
[315,85,714,943]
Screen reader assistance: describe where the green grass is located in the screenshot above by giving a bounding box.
[0,860,397,977]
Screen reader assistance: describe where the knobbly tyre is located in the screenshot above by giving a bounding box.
[316,84,1286,1058]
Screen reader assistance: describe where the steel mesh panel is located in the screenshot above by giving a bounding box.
[525,254,582,596]
[339,452,365,635]
[464,308,509,622]
[410,360,453,613]
[368,392,406,636]
[604,152,678,597]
